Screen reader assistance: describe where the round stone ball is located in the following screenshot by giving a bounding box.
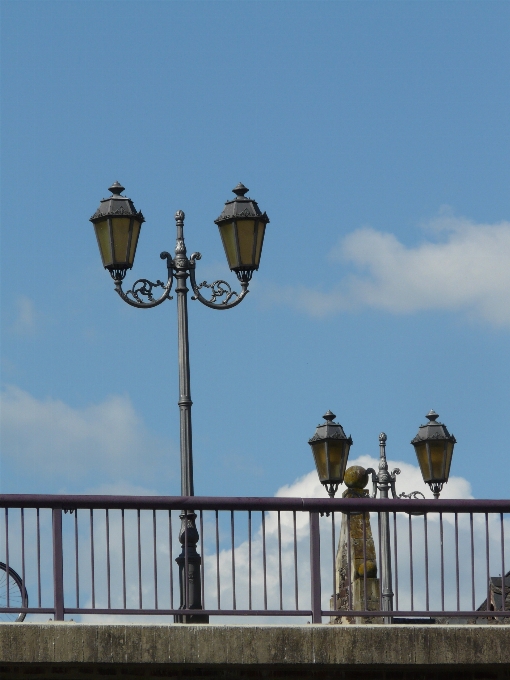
[358,560,377,578]
[344,465,369,489]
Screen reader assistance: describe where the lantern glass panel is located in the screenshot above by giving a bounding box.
[328,440,348,482]
[236,219,257,266]
[414,442,431,481]
[218,222,239,269]
[428,441,447,480]
[444,441,454,480]
[128,220,142,265]
[254,221,266,267]
[94,220,113,267]
[112,217,132,264]
[311,442,328,482]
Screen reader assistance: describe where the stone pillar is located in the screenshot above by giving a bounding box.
[330,466,381,624]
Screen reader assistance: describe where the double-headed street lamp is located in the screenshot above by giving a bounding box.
[90,182,269,622]
[309,410,456,622]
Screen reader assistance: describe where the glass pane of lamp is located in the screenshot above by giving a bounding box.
[328,441,347,480]
[218,222,239,269]
[128,220,142,264]
[112,217,132,263]
[254,221,266,266]
[428,441,447,480]
[94,220,113,267]
[312,442,328,481]
[414,441,431,481]
[236,219,256,266]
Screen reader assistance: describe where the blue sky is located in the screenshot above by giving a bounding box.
[1,0,509,501]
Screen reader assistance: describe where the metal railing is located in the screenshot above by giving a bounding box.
[0,495,508,623]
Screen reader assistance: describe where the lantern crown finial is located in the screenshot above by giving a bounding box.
[426,410,439,422]
[232,182,249,197]
[109,181,125,196]
[323,410,336,422]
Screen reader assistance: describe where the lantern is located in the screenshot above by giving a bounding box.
[411,410,456,499]
[214,183,269,283]
[309,411,353,498]
[90,182,145,280]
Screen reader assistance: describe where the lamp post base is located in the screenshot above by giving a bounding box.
[175,512,208,624]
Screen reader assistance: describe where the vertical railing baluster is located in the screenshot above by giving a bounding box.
[377,512,382,612]
[409,514,414,611]
[309,511,321,624]
[262,511,267,610]
[200,510,205,611]
[90,510,95,609]
[293,511,299,610]
[331,512,337,612]
[106,509,111,609]
[169,510,174,610]
[455,513,460,611]
[52,507,64,620]
[485,512,490,612]
[440,512,444,611]
[74,510,79,609]
[153,509,158,610]
[122,509,126,609]
[362,511,368,617]
[248,511,252,610]
[347,511,352,611]
[215,510,220,610]
[277,511,283,610]
[5,508,9,609]
[37,508,42,608]
[424,513,429,611]
[21,509,26,611]
[501,513,506,613]
[184,510,189,610]
[470,513,475,611]
[137,509,142,609]
[231,510,236,610]
[393,512,399,612]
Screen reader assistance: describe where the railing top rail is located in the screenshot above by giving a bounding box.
[0,494,509,512]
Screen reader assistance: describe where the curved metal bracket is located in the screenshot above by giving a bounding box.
[389,468,401,499]
[365,467,401,498]
[113,252,174,308]
[366,468,378,499]
[189,255,249,310]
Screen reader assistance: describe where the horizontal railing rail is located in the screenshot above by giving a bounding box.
[1,494,510,512]
[1,495,508,624]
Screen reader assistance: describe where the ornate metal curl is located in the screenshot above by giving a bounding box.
[188,263,248,310]
[112,252,174,308]
[398,491,426,499]
[194,280,238,304]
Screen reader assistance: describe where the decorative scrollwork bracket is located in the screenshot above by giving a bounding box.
[188,259,248,310]
[113,251,174,308]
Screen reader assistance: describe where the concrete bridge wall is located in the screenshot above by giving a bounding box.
[1,623,509,679]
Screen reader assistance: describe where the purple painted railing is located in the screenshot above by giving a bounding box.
[0,495,508,623]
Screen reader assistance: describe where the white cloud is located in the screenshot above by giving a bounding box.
[266,215,510,326]
[10,296,37,335]
[0,385,175,491]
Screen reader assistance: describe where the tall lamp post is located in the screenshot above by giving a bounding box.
[309,410,456,623]
[90,182,269,622]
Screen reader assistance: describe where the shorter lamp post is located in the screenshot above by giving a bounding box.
[90,182,269,622]
[309,409,456,623]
